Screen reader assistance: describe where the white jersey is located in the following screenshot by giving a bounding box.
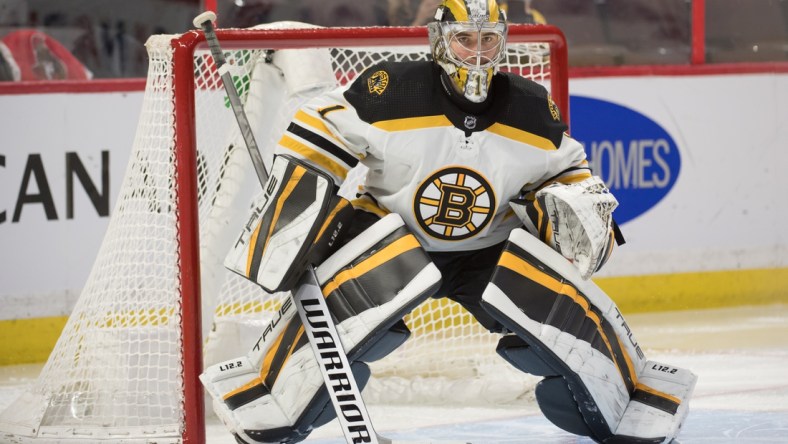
[275,61,591,252]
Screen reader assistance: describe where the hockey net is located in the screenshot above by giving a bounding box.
[0,24,568,443]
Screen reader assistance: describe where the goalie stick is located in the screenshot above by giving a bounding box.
[193,12,384,444]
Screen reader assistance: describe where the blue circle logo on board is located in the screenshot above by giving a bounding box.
[569,96,682,225]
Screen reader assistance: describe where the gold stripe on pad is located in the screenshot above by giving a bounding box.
[635,382,682,406]
[248,166,306,277]
[613,329,639,389]
[498,250,628,380]
[245,219,264,277]
[259,328,288,383]
[223,376,263,400]
[314,198,350,243]
[498,251,589,311]
[322,235,421,296]
[262,325,304,387]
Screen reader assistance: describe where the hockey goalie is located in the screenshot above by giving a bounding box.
[201,0,697,442]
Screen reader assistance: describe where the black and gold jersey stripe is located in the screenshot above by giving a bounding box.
[351,194,390,218]
[344,60,567,148]
[277,109,360,183]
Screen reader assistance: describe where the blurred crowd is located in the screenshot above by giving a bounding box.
[0,0,552,82]
[1,0,786,81]
[218,0,545,28]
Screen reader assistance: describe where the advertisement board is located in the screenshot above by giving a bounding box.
[0,91,143,319]
[1,72,787,363]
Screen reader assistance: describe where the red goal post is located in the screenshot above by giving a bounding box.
[0,24,567,444]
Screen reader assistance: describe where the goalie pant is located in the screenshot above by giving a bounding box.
[201,213,442,444]
[481,228,697,443]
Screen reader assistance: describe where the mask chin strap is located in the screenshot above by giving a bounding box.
[438,69,493,114]
[463,69,486,102]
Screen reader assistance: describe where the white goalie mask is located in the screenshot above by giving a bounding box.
[428,0,508,103]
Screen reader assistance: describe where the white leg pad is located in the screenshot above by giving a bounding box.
[481,228,697,443]
[202,214,441,443]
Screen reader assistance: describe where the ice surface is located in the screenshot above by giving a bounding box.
[3,305,787,443]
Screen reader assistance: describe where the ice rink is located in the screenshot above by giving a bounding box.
[2,305,787,443]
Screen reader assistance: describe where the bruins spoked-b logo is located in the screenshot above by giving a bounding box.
[368,70,389,95]
[413,167,495,241]
[547,94,561,121]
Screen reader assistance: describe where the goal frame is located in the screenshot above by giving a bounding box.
[158,24,567,444]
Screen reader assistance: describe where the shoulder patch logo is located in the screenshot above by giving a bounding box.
[368,70,389,95]
[413,167,496,241]
[548,94,560,121]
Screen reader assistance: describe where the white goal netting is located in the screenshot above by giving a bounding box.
[0,23,563,442]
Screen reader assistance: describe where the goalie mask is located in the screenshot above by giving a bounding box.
[428,0,508,103]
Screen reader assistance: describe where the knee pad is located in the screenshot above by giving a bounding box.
[496,332,592,437]
[356,319,411,362]
[496,335,596,439]
[534,376,595,438]
[202,214,440,443]
[495,334,557,378]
